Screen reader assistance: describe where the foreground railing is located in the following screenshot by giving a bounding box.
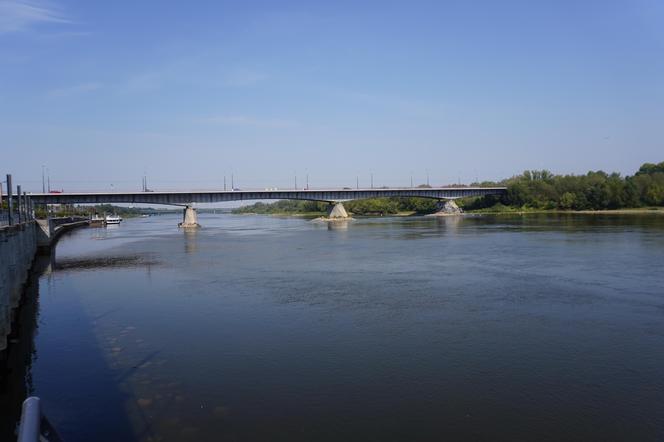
[18,397,62,442]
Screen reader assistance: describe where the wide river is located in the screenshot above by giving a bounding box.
[4,213,664,441]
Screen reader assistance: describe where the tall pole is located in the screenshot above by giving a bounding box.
[356,176,359,189]
[410,173,413,188]
[371,173,373,189]
[0,181,3,207]
[306,174,309,190]
[17,184,22,223]
[294,173,297,190]
[231,174,234,189]
[224,176,226,191]
[42,165,46,193]
[23,192,28,221]
[47,170,50,192]
[7,175,13,225]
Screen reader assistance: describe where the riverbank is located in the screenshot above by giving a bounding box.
[466,206,664,215]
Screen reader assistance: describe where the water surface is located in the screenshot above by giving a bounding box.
[11,213,664,440]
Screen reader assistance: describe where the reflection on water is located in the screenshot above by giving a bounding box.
[183,229,198,254]
[326,220,351,231]
[3,213,664,441]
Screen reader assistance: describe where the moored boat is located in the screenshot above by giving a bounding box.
[105,214,122,225]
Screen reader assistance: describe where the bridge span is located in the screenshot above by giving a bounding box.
[26,186,506,227]
[28,187,505,206]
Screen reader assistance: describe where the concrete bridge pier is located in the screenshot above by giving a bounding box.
[326,202,349,219]
[429,199,463,216]
[178,205,200,228]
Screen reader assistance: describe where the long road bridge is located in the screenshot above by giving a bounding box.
[10,186,507,227]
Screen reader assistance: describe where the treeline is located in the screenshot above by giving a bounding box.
[466,161,664,211]
[35,204,166,218]
[232,197,438,216]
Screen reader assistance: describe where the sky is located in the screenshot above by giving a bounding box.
[1,0,663,192]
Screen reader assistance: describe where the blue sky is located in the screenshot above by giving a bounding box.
[2,0,663,192]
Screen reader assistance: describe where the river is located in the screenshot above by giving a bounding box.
[3,213,664,441]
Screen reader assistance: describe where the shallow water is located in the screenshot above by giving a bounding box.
[8,213,664,440]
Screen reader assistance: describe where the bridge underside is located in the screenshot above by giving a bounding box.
[28,187,506,207]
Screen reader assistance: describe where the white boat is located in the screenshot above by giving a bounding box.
[105,214,122,225]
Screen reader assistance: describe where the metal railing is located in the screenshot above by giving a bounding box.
[1,174,36,227]
[17,397,62,442]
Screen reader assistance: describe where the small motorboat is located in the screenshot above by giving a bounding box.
[105,214,122,225]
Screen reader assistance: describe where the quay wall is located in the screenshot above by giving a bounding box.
[0,222,37,352]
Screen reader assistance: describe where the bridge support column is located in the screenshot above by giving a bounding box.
[178,205,200,228]
[326,202,349,219]
[429,199,463,216]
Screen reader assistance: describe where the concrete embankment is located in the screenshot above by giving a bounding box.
[1,217,89,352]
[0,222,37,352]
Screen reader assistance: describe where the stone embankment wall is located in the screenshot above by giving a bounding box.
[0,222,37,352]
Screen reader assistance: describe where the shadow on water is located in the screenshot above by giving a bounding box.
[0,253,136,441]
[0,256,42,440]
[54,255,159,271]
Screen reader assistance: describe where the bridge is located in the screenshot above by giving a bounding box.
[16,186,506,227]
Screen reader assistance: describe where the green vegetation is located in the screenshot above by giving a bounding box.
[232,197,438,216]
[33,204,170,219]
[232,162,664,216]
[464,161,664,212]
[233,200,327,215]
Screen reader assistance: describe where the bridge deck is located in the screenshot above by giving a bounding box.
[24,187,506,206]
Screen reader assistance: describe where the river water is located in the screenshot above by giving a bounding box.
[5,213,664,441]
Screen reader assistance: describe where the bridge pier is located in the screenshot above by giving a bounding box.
[428,199,463,216]
[178,205,200,228]
[326,202,349,219]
